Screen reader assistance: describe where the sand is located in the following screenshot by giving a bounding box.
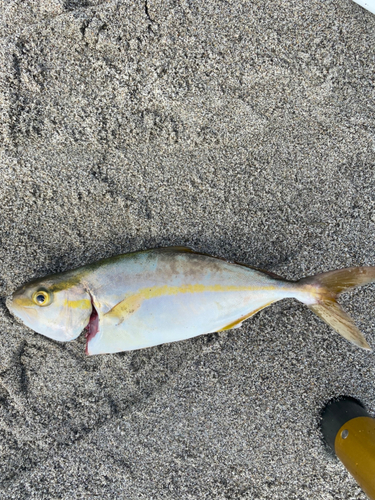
[0,0,374,498]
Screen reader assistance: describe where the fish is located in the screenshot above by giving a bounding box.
[352,0,375,15]
[5,247,375,355]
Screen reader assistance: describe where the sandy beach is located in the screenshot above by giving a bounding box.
[0,0,374,498]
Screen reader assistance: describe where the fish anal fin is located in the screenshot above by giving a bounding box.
[218,319,244,332]
[218,301,276,332]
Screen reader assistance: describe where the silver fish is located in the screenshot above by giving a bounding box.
[6,247,375,355]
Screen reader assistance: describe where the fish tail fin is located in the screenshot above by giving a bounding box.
[297,267,375,350]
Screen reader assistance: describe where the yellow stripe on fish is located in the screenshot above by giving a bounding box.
[103,283,279,325]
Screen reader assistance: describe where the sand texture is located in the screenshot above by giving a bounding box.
[0,0,375,498]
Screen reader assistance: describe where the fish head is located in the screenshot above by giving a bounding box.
[6,273,92,342]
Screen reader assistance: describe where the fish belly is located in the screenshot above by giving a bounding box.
[85,249,291,355]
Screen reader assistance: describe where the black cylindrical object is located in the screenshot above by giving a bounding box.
[321,397,375,500]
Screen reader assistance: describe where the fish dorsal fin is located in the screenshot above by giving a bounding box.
[156,246,194,253]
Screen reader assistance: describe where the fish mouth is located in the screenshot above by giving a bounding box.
[85,294,99,354]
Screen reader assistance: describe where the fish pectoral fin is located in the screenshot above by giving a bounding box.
[104,295,142,326]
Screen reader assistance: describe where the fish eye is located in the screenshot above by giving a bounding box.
[32,290,51,307]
